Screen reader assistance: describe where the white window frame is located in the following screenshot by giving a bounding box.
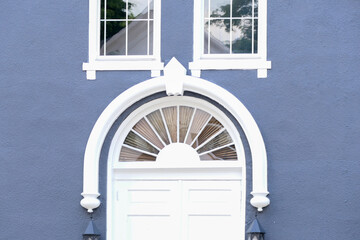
[83,0,164,80]
[189,0,271,78]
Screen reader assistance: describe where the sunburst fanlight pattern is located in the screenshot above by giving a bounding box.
[119,106,237,162]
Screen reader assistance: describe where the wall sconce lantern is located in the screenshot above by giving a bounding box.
[246,218,265,240]
[83,218,101,240]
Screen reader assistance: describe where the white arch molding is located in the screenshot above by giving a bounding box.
[80,58,270,213]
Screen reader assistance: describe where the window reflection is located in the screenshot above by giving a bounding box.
[232,19,252,53]
[203,0,258,54]
[105,21,126,55]
[208,20,230,54]
[128,0,149,19]
[210,0,231,18]
[100,0,154,56]
[232,0,252,18]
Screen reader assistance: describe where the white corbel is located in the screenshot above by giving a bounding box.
[80,193,101,213]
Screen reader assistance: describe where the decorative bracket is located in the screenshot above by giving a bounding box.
[250,191,270,212]
[80,193,101,213]
[164,57,185,96]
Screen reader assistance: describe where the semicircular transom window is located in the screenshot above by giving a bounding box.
[119,105,238,162]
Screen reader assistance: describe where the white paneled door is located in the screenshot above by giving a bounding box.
[114,180,242,240]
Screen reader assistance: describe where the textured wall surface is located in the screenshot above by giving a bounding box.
[1,0,359,239]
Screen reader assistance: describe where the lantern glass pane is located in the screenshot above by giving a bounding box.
[248,233,264,240]
[83,236,100,240]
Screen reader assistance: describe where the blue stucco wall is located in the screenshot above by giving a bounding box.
[1,0,359,239]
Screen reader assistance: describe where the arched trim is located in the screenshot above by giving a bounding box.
[81,73,270,212]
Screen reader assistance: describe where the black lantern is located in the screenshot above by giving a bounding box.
[83,219,101,240]
[246,218,265,240]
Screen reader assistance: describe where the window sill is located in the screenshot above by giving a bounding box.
[82,60,164,80]
[189,59,271,78]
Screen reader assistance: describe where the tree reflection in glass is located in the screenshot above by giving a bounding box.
[100,0,154,56]
[204,0,258,54]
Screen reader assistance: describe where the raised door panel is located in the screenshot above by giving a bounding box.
[182,181,243,240]
[114,181,180,240]
[113,180,242,240]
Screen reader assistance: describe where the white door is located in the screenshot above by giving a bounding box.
[113,180,242,240]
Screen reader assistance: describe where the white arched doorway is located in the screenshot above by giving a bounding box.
[80,58,270,239]
[108,96,246,240]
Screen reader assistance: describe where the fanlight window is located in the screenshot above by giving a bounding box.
[119,105,238,162]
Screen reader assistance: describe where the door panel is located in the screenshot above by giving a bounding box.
[114,180,242,240]
[182,181,242,240]
[114,181,180,240]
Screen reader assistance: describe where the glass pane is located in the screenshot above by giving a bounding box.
[162,107,177,143]
[204,0,209,18]
[185,109,211,145]
[128,20,148,55]
[128,0,148,19]
[101,0,105,19]
[210,0,231,18]
[254,0,258,17]
[200,144,237,160]
[119,146,156,161]
[209,19,230,53]
[254,19,258,53]
[100,21,105,55]
[204,20,209,54]
[197,130,233,153]
[192,117,223,148]
[149,0,154,19]
[105,21,126,55]
[133,118,164,149]
[147,110,170,145]
[106,0,127,19]
[232,0,252,18]
[124,131,159,154]
[149,20,153,55]
[179,106,195,143]
[232,19,252,53]
[250,233,264,240]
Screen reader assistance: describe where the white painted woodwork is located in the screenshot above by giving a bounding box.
[113,181,179,240]
[107,95,246,239]
[182,181,243,240]
[164,57,186,96]
[156,143,200,163]
[113,180,243,240]
[81,60,269,213]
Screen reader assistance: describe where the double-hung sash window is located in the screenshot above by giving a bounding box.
[83,0,163,80]
[190,0,271,78]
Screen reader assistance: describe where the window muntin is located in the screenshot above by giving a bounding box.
[204,0,258,55]
[100,0,154,56]
[119,105,238,162]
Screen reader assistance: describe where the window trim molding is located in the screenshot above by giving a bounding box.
[189,0,271,78]
[80,66,270,214]
[83,0,164,80]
